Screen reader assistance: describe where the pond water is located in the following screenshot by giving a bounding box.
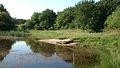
[0,38,119,68]
[0,40,73,68]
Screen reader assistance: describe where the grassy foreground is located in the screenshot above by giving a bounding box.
[29,29,120,47]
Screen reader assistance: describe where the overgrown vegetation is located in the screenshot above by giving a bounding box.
[29,30,120,47]
[105,5,120,30]
[25,0,120,32]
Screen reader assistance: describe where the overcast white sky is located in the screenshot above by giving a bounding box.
[0,0,100,19]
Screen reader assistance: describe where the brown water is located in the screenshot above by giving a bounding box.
[0,38,100,68]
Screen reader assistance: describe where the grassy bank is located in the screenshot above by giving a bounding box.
[0,31,28,37]
[29,29,120,47]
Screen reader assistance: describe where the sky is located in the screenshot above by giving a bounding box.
[0,0,99,19]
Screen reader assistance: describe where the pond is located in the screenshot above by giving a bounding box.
[0,38,119,68]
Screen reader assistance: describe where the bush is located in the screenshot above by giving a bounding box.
[105,5,120,30]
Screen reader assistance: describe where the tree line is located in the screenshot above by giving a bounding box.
[0,0,120,32]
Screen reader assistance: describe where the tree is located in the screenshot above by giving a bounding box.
[0,4,15,30]
[25,19,34,29]
[55,7,75,29]
[15,19,26,25]
[25,0,120,31]
[25,9,56,30]
[100,0,120,17]
[92,0,120,31]
[74,0,95,30]
[73,0,120,32]
[38,9,56,30]
[25,12,40,29]
[105,5,120,29]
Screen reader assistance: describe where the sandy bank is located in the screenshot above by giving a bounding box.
[39,39,77,46]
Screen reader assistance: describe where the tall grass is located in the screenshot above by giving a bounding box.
[0,31,28,37]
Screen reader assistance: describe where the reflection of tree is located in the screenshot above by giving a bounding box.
[26,39,55,57]
[26,38,100,67]
[55,46,73,63]
[56,47,100,68]
[0,39,14,61]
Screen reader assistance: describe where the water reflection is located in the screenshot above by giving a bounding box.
[0,38,100,68]
[27,39,55,57]
[26,39,100,68]
[0,39,14,61]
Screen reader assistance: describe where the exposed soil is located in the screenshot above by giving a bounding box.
[39,39,77,46]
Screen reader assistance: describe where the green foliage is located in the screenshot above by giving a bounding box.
[55,0,120,32]
[54,0,99,31]
[0,4,15,31]
[105,5,120,29]
[39,9,56,30]
[91,0,120,31]
[15,19,26,25]
[100,0,120,16]
[74,0,95,30]
[16,23,26,31]
[55,7,76,29]
[25,19,35,29]
[55,0,96,30]
[25,9,56,30]
[25,12,40,29]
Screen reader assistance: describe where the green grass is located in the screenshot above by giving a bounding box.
[28,29,120,47]
[0,31,28,37]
